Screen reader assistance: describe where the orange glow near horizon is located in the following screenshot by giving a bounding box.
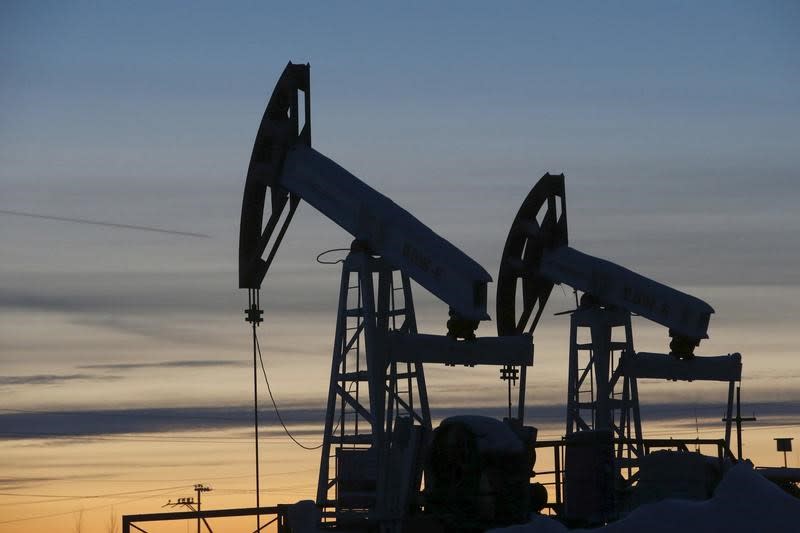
[1,415,797,532]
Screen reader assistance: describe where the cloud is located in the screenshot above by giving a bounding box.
[0,279,238,315]
[2,401,798,441]
[0,477,60,491]
[0,269,342,317]
[0,374,120,386]
[79,360,248,370]
[0,406,320,439]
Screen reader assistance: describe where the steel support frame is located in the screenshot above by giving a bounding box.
[566,307,643,465]
[316,250,432,522]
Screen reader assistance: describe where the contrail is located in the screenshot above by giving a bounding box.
[0,209,211,238]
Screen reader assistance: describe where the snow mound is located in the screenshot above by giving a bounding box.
[441,415,524,453]
[488,514,570,533]
[489,463,800,533]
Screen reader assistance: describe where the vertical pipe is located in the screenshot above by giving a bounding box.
[251,289,261,533]
[360,257,382,449]
[317,258,352,506]
[566,314,578,435]
[591,318,611,432]
[736,386,743,460]
[554,444,562,507]
[517,363,527,423]
[618,377,629,465]
[724,380,735,453]
[507,374,513,420]
[196,488,201,533]
[630,377,643,454]
[354,273,360,437]
[341,274,348,448]
[401,272,431,431]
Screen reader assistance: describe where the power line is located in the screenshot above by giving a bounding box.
[256,333,324,451]
[0,479,320,525]
[316,248,350,265]
[0,497,90,507]
[0,484,191,500]
[0,481,322,526]
[0,469,321,507]
[0,209,210,238]
[213,482,316,494]
[0,487,178,525]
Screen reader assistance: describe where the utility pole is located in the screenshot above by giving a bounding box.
[194,484,212,533]
[163,493,215,533]
[721,386,756,459]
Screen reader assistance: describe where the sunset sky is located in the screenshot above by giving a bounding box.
[2,2,799,531]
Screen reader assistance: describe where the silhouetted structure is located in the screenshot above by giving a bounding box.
[238,62,533,529]
[124,62,800,533]
[775,438,793,468]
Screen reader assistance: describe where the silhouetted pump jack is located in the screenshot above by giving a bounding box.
[496,172,742,524]
[238,62,535,530]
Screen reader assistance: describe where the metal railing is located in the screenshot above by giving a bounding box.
[532,437,734,515]
[122,505,290,533]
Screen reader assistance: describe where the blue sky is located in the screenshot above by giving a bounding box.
[1,2,799,529]
[3,2,798,184]
[2,0,799,399]
[2,0,799,397]
[2,0,800,503]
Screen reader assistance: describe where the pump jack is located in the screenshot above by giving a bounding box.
[239,63,533,529]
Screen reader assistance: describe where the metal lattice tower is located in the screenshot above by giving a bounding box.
[316,248,431,525]
[566,305,643,468]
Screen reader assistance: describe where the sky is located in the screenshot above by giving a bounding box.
[1,1,799,531]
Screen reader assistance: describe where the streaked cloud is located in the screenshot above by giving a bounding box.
[0,374,120,386]
[2,401,797,440]
[79,360,248,371]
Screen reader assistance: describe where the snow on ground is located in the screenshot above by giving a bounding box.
[489,463,800,533]
[443,415,525,453]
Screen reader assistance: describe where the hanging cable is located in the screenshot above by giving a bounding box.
[316,248,350,265]
[255,333,324,450]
